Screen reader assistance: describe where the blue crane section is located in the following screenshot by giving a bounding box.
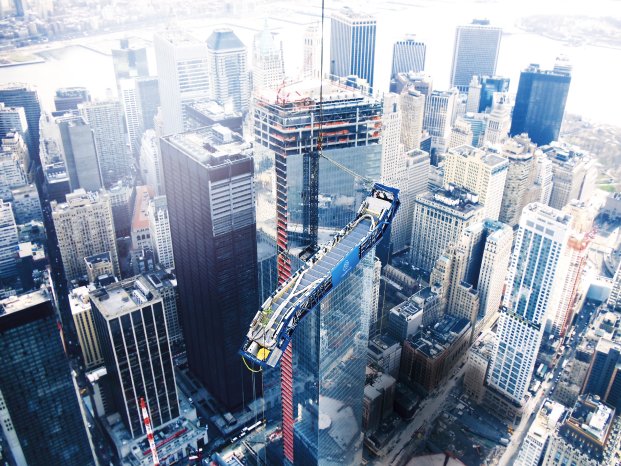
[241,183,400,369]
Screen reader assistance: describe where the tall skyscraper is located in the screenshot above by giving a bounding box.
[303,23,322,79]
[450,19,502,92]
[0,290,96,466]
[399,87,425,151]
[252,23,285,91]
[111,38,149,92]
[161,125,259,411]
[119,78,142,157]
[510,64,571,146]
[135,76,160,131]
[51,189,120,281]
[391,149,430,254]
[391,35,426,78]
[207,29,250,113]
[0,200,18,278]
[478,76,510,112]
[56,114,102,192]
[330,8,377,88]
[69,286,104,369]
[90,277,179,438]
[380,93,402,186]
[423,89,459,154]
[444,145,509,220]
[154,30,210,135]
[496,134,537,227]
[0,103,28,145]
[544,143,596,211]
[487,203,571,405]
[0,83,41,169]
[148,195,174,269]
[292,251,376,465]
[410,187,485,272]
[139,129,164,195]
[79,100,129,187]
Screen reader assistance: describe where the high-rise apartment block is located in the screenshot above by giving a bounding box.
[207,29,250,113]
[410,187,485,272]
[487,203,571,406]
[450,20,502,91]
[161,125,259,411]
[79,100,129,187]
[154,31,210,135]
[330,8,377,88]
[51,189,120,281]
[148,195,175,269]
[0,291,96,466]
[510,64,571,146]
[253,24,285,91]
[496,134,537,227]
[90,277,179,438]
[444,145,508,220]
[391,35,426,78]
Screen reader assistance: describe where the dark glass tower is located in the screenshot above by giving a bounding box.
[510,64,571,146]
[478,75,510,112]
[0,291,95,466]
[0,83,41,170]
[90,277,179,438]
[161,125,260,411]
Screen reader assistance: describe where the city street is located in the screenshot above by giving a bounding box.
[371,360,468,466]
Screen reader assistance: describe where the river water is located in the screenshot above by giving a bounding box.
[0,0,619,126]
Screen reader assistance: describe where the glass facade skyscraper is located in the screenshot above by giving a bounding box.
[391,36,426,78]
[450,20,502,92]
[0,83,41,169]
[0,291,95,466]
[509,64,571,146]
[161,125,260,412]
[292,250,375,465]
[330,8,377,88]
[487,203,571,405]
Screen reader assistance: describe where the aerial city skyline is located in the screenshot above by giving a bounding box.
[1,0,621,465]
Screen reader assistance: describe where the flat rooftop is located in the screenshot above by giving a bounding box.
[69,286,92,316]
[417,187,482,216]
[449,145,508,169]
[0,289,49,315]
[407,315,470,359]
[163,124,251,167]
[254,76,374,105]
[90,277,161,319]
[132,186,153,231]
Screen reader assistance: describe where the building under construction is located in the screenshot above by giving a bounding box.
[252,76,384,465]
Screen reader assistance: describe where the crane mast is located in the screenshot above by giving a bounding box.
[140,397,160,466]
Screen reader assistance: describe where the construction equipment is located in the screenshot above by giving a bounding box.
[240,183,400,368]
[140,397,160,466]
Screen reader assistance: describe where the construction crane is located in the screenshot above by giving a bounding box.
[140,397,160,466]
[241,183,400,368]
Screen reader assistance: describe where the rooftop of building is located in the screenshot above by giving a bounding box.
[55,87,90,97]
[51,188,104,212]
[207,28,245,51]
[89,276,162,319]
[417,185,482,215]
[69,285,92,316]
[0,82,35,92]
[389,288,434,320]
[332,7,375,22]
[364,371,396,400]
[406,314,471,359]
[18,241,46,261]
[186,99,242,120]
[132,185,153,232]
[558,395,617,460]
[85,251,112,267]
[164,124,252,167]
[0,288,49,316]
[522,202,573,227]
[523,63,572,77]
[154,29,202,46]
[448,144,508,169]
[254,75,375,106]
